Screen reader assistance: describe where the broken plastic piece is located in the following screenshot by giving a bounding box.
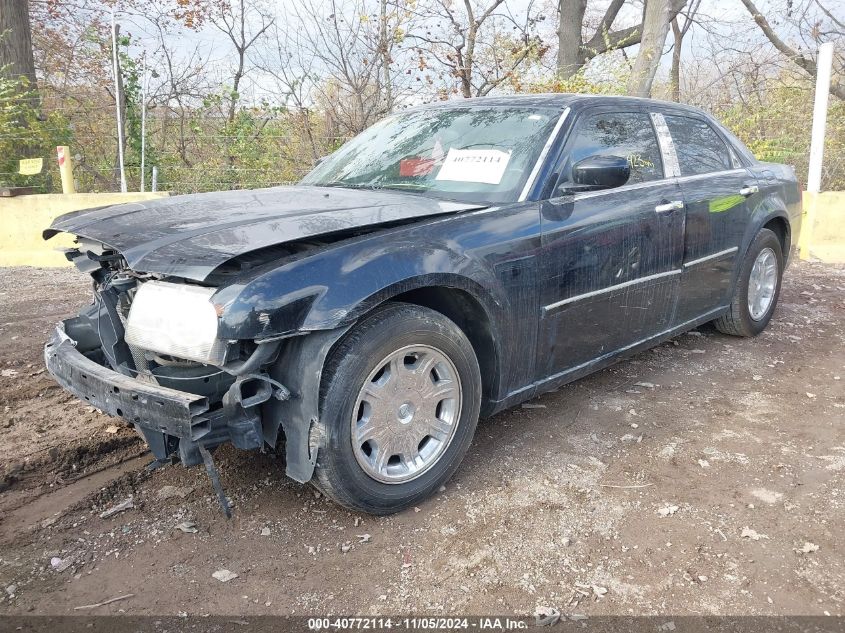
[199,445,232,518]
[144,458,171,472]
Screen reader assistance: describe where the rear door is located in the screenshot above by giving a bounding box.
[659,113,761,324]
[537,108,685,381]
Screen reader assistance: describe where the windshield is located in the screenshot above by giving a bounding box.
[301,106,561,204]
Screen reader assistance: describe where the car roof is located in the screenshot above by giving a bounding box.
[408,93,711,118]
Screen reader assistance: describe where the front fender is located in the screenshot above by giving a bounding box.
[213,234,509,341]
[229,234,511,484]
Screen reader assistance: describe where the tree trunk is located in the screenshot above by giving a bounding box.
[228,40,245,124]
[670,17,682,101]
[0,0,36,87]
[379,0,392,112]
[301,109,319,162]
[556,0,587,78]
[462,9,476,98]
[626,0,672,97]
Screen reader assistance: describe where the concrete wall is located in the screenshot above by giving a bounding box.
[801,191,845,263]
[0,190,841,268]
[0,193,168,268]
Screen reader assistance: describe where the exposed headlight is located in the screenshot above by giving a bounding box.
[125,281,226,365]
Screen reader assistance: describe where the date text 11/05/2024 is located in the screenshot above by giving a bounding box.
[307,617,530,630]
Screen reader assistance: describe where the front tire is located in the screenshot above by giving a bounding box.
[713,228,784,337]
[312,302,482,514]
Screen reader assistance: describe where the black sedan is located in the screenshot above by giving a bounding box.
[44,94,801,514]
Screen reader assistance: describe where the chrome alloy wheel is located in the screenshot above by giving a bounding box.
[351,344,463,484]
[747,247,778,321]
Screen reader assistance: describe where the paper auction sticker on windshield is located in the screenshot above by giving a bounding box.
[435,148,511,185]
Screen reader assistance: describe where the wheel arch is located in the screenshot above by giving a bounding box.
[323,280,504,416]
[388,287,500,414]
[734,207,791,290]
[264,278,506,485]
[762,215,791,259]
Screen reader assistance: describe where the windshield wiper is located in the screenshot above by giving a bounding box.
[315,181,487,205]
[377,183,429,191]
[318,182,428,192]
[318,181,374,189]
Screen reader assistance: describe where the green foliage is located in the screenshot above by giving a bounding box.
[716,83,845,190]
[521,64,627,96]
[147,99,338,195]
[0,71,72,191]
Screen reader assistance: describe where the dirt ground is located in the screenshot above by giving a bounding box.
[0,260,842,618]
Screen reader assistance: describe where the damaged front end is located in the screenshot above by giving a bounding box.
[44,241,339,515]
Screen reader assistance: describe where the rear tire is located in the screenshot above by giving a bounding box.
[713,228,783,337]
[312,302,481,515]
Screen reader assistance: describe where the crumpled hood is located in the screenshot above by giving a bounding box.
[44,185,484,281]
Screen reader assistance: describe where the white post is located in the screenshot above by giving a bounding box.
[140,53,147,193]
[807,42,834,194]
[152,166,158,192]
[800,42,835,260]
[111,8,127,193]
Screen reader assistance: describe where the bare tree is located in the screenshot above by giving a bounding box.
[556,0,687,78]
[740,0,845,100]
[269,0,408,136]
[669,0,700,101]
[137,5,216,167]
[257,20,324,160]
[211,0,275,123]
[0,0,37,86]
[412,0,545,98]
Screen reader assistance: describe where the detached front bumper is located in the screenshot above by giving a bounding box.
[44,323,262,466]
[44,314,352,486]
[45,325,210,437]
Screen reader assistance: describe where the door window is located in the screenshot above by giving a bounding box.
[663,115,733,176]
[560,111,664,187]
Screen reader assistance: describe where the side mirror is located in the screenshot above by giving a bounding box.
[572,155,630,190]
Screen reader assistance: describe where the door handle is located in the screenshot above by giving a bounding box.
[655,200,684,213]
[739,185,759,197]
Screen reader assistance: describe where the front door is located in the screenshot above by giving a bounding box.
[659,113,758,324]
[537,108,685,382]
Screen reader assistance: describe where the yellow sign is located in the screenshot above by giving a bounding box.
[18,157,43,175]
